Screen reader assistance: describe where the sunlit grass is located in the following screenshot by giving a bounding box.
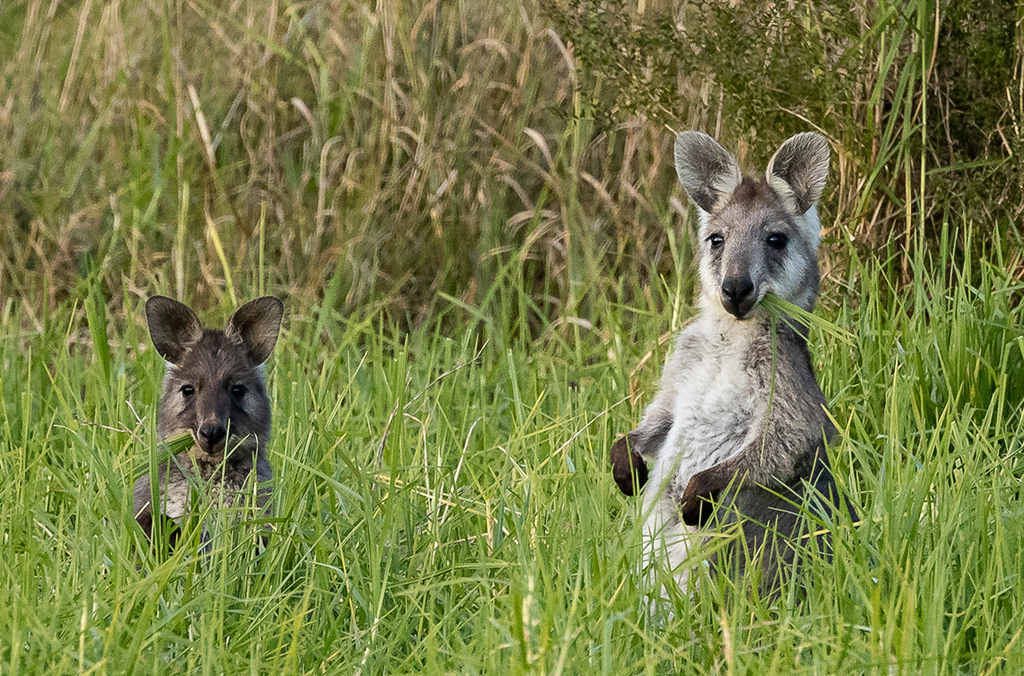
[1,0,1023,673]
[2,230,1024,672]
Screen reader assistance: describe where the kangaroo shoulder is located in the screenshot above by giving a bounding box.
[665,321,705,365]
[745,323,833,437]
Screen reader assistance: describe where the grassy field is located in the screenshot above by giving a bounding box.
[2,0,1024,673]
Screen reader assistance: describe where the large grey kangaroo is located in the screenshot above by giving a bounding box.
[610,131,856,594]
[134,296,283,544]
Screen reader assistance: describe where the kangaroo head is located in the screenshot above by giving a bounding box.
[674,131,830,320]
[145,296,284,459]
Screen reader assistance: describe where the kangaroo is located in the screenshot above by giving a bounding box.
[610,131,856,594]
[134,296,283,545]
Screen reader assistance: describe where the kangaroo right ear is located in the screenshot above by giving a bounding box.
[674,131,743,214]
[145,296,204,365]
[227,296,284,366]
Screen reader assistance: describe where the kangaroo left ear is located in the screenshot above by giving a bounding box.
[227,297,284,365]
[765,132,830,215]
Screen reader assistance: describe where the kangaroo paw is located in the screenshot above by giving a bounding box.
[680,470,724,527]
[610,435,648,496]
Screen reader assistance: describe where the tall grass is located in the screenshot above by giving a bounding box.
[2,230,1023,673]
[6,0,1018,330]
[2,0,1023,673]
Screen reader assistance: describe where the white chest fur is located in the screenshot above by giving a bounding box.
[641,315,762,578]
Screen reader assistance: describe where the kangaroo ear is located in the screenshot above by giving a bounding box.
[765,132,830,215]
[674,131,743,214]
[146,296,204,365]
[227,297,284,365]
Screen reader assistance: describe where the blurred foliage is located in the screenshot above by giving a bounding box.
[545,0,1024,249]
[544,0,864,137]
[0,0,1021,339]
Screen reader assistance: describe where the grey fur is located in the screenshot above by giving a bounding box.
[765,132,830,215]
[134,296,283,544]
[611,131,854,595]
[674,131,742,213]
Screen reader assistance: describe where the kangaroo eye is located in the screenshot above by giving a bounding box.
[231,385,247,399]
[767,233,788,250]
[707,234,724,249]
[180,384,195,397]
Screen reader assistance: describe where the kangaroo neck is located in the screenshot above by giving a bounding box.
[179,444,262,481]
[698,308,810,352]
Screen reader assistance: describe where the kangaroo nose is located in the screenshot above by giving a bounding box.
[198,423,227,449]
[721,277,755,317]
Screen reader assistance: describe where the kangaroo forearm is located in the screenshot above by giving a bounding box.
[630,407,673,459]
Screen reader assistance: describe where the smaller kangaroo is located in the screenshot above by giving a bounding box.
[134,296,283,545]
[610,131,855,594]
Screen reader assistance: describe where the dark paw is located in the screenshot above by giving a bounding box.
[137,510,181,549]
[610,435,648,496]
[680,472,719,527]
[136,510,154,538]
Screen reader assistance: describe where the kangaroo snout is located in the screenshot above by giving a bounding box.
[198,421,228,452]
[192,385,245,455]
[720,276,755,317]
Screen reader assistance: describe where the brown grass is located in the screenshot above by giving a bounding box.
[0,0,1020,335]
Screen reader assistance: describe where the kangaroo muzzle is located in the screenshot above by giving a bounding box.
[720,275,756,318]
[197,421,228,453]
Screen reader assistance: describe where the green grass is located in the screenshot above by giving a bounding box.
[3,232,1024,673]
[2,0,1024,673]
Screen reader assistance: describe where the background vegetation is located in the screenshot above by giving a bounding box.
[1,0,1023,672]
